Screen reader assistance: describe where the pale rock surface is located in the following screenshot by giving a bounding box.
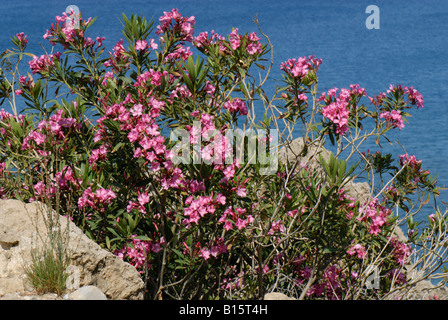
[0,199,144,300]
[66,285,107,300]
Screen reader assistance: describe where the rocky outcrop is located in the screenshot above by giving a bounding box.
[279,137,371,203]
[0,199,144,300]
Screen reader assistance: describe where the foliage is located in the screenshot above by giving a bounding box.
[0,8,446,300]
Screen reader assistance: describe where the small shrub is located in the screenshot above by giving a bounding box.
[24,243,69,296]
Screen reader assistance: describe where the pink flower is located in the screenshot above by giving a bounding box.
[137,191,150,206]
[358,198,391,236]
[89,145,108,166]
[135,40,148,50]
[156,9,195,42]
[183,194,225,224]
[380,110,405,130]
[320,87,359,135]
[193,31,210,48]
[236,186,246,197]
[235,218,247,230]
[200,248,211,260]
[223,164,235,180]
[322,100,349,135]
[28,53,61,74]
[389,237,412,266]
[229,28,241,50]
[114,236,153,272]
[96,36,105,47]
[347,243,367,259]
[165,45,192,61]
[281,55,322,80]
[101,71,114,86]
[405,86,424,109]
[130,104,144,117]
[189,180,205,193]
[31,131,46,145]
[16,32,28,49]
[33,181,45,196]
[148,38,158,50]
[246,40,262,55]
[95,188,116,203]
[112,39,126,59]
[215,193,226,205]
[128,128,139,142]
[268,220,285,235]
[222,98,248,116]
[297,93,308,102]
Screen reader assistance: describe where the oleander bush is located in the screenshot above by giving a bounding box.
[0,8,447,299]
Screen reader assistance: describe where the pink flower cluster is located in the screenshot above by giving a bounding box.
[193,30,225,51]
[16,32,28,49]
[28,52,62,74]
[318,85,366,135]
[126,190,151,214]
[347,243,367,259]
[218,206,254,231]
[115,236,165,272]
[229,28,262,55]
[294,256,349,299]
[388,84,424,109]
[42,10,97,50]
[380,109,405,130]
[332,189,357,220]
[103,39,131,72]
[405,86,424,109]
[200,237,227,260]
[185,112,235,165]
[21,109,81,151]
[156,8,195,43]
[398,153,427,183]
[222,98,248,116]
[78,187,117,213]
[398,153,422,169]
[319,88,351,135]
[165,45,193,62]
[170,84,193,101]
[89,145,108,168]
[33,181,55,199]
[54,165,79,190]
[280,55,322,80]
[369,84,424,112]
[368,92,386,107]
[21,130,46,149]
[357,198,391,236]
[183,193,226,225]
[134,69,167,89]
[30,165,81,202]
[388,237,412,266]
[194,28,262,56]
[95,88,170,179]
[135,38,158,51]
[268,220,286,235]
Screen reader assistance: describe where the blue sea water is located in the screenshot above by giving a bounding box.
[1,0,447,223]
